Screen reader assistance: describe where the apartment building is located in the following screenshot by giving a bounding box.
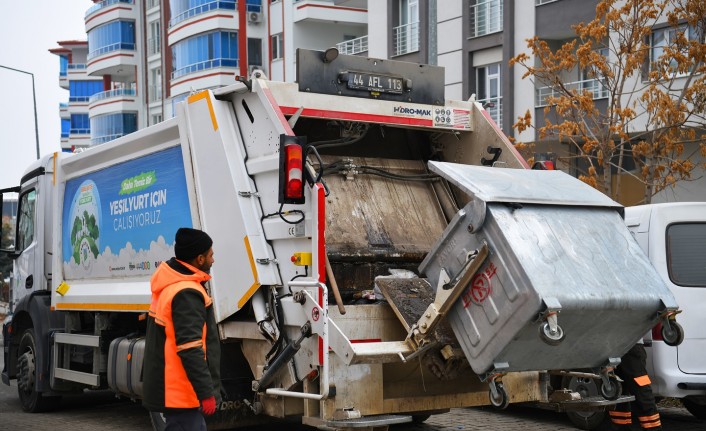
[49,0,703,202]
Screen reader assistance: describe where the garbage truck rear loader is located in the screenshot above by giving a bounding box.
[0,50,681,430]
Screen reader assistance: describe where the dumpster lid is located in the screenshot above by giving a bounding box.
[428,162,622,208]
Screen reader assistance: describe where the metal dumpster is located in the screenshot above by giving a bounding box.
[418,162,680,384]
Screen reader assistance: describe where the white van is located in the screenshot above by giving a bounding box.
[625,202,706,420]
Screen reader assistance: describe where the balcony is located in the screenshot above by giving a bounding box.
[393,22,420,56]
[293,0,367,25]
[88,88,140,118]
[85,0,137,32]
[86,42,137,77]
[535,78,609,107]
[170,59,239,96]
[60,103,70,120]
[469,0,503,38]
[168,1,238,46]
[336,35,368,55]
[169,0,236,28]
[477,97,503,129]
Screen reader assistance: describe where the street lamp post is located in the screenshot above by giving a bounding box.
[0,65,40,160]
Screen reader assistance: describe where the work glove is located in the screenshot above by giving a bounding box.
[200,395,217,416]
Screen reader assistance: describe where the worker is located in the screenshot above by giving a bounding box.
[609,342,661,430]
[143,227,222,431]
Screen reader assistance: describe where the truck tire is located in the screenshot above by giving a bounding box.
[17,328,61,412]
[682,398,706,420]
[562,375,609,431]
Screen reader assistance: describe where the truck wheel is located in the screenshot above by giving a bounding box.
[562,375,608,430]
[661,321,684,347]
[149,411,167,431]
[682,398,706,420]
[17,328,61,412]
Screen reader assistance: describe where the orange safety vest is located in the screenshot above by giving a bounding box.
[149,271,213,409]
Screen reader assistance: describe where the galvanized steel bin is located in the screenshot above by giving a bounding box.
[419,162,679,376]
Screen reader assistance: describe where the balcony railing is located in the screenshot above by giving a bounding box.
[169,0,236,27]
[469,0,503,38]
[336,35,368,55]
[148,37,161,56]
[535,78,609,107]
[393,22,419,56]
[477,97,503,128]
[85,0,134,18]
[536,0,560,5]
[89,88,136,104]
[68,64,87,70]
[87,42,136,60]
[70,128,91,135]
[172,58,238,79]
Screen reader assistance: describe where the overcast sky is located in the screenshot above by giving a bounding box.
[0,1,94,187]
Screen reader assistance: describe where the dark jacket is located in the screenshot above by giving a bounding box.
[142,258,222,412]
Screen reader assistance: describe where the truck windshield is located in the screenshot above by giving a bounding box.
[667,222,706,287]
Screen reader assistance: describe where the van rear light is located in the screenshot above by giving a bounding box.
[279,136,306,205]
[652,322,663,341]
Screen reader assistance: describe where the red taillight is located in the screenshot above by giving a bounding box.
[652,322,663,341]
[285,143,303,200]
[279,136,306,205]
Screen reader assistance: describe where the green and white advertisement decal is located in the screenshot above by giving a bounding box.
[62,146,192,279]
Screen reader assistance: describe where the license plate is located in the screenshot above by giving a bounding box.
[346,72,404,94]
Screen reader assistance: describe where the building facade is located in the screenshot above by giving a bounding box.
[50,0,704,203]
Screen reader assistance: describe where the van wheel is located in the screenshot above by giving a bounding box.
[149,411,167,431]
[682,398,706,420]
[17,328,61,412]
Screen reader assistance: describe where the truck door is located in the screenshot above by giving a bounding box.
[12,185,40,308]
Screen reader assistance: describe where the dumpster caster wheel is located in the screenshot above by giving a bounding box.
[661,321,684,347]
[539,322,565,346]
[489,382,509,410]
[600,378,621,401]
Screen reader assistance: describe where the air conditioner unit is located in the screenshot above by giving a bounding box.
[248,11,261,23]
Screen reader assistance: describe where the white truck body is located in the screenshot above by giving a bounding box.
[1,50,676,429]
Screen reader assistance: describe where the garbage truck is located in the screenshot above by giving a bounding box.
[0,49,683,430]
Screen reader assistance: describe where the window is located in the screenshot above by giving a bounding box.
[150,67,162,102]
[649,25,697,75]
[470,0,503,38]
[580,47,609,99]
[149,20,161,55]
[393,0,420,55]
[90,112,138,145]
[59,56,68,77]
[272,33,283,60]
[667,223,706,287]
[248,38,262,66]
[476,64,502,127]
[61,119,70,138]
[70,114,90,135]
[87,20,136,59]
[151,114,163,125]
[171,31,239,79]
[69,81,104,102]
[17,190,37,252]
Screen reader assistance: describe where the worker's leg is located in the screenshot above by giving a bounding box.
[616,344,662,430]
[165,409,207,431]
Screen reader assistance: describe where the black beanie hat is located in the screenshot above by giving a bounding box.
[174,227,213,262]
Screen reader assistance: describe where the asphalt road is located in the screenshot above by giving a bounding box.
[1,336,704,430]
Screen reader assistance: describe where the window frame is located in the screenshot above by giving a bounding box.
[666,222,706,288]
